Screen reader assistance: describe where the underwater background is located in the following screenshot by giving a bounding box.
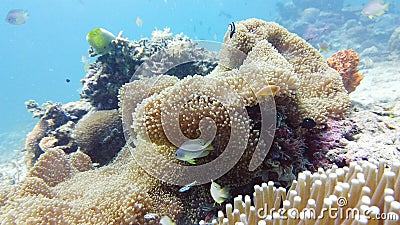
[0,0,400,224]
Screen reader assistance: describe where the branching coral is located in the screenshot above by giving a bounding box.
[201,160,400,225]
[327,49,364,93]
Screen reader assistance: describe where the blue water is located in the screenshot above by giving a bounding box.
[0,0,398,155]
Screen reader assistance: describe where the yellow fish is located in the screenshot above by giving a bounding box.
[361,0,389,19]
[213,33,218,40]
[86,28,115,55]
[318,42,330,52]
[210,180,230,204]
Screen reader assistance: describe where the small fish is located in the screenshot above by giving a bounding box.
[174,139,213,164]
[300,118,316,129]
[136,16,143,27]
[213,33,217,40]
[159,215,175,225]
[179,181,198,192]
[318,42,330,52]
[210,180,230,204]
[201,204,220,212]
[255,85,280,97]
[361,0,388,19]
[6,9,29,25]
[144,213,158,220]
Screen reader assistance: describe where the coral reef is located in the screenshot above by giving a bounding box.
[276,0,400,62]
[23,100,93,167]
[23,29,218,168]
[221,19,350,124]
[123,19,350,187]
[4,18,367,225]
[81,30,217,110]
[0,147,182,225]
[86,28,115,55]
[327,49,364,93]
[73,109,125,165]
[26,148,92,187]
[118,18,352,223]
[202,160,400,224]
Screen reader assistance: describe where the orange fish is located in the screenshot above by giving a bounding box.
[361,0,389,19]
[255,85,280,97]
